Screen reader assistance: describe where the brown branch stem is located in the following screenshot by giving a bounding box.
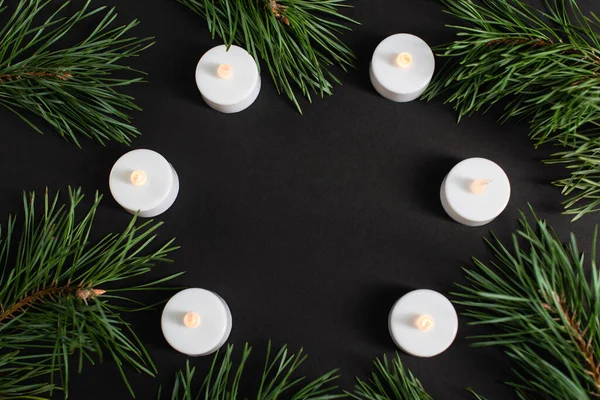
[485,37,553,47]
[0,71,72,84]
[485,37,600,65]
[544,294,600,395]
[267,0,289,25]
[0,284,105,323]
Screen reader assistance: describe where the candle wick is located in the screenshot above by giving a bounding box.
[217,63,233,79]
[130,170,147,187]
[395,52,413,68]
[470,179,492,195]
[183,311,201,328]
[415,314,434,332]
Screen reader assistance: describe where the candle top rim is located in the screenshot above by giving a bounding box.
[442,157,511,222]
[371,33,435,94]
[388,289,458,357]
[195,44,259,106]
[109,149,174,212]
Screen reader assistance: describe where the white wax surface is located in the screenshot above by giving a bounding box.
[109,149,179,218]
[370,34,435,102]
[440,158,511,226]
[195,45,260,113]
[388,289,458,358]
[161,288,232,356]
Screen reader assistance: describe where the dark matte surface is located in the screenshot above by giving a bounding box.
[1,0,599,398]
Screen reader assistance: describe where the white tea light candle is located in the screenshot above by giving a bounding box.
[388,289,458,358]
[440,157,511,226]
[195,45,261,113]
[109,149,179,218]
[370,33,435,102]
[161,288,232,356]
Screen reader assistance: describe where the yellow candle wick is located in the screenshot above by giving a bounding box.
[183,311,201,328]
[395,52,413,68]
[416,314,434,332]
[130,170,147,186]
[217,63,233,79]
[470,179,492,195]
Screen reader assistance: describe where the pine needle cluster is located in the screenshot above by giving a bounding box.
[424,0,600,220]
[164,342,344,399]
[0,0,153,147]
[165,349,485,400]
[175,0,357,113]
[347,353,433,400]
[455,208,600,399]
[0,188,180,398]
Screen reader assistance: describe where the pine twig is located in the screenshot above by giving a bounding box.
[1,284,78,321]
[175,0,358,113]
[0,0,154,147]
[166,342,345,400]
[0,284,106,321]
[268,0,289,25]
[547,136,600,220]
[0,71,73,83]
[424,0,600,220]
[454,207,600,399]
[347,353,432,400]
[0,188,181,398]
[543,293,600,391]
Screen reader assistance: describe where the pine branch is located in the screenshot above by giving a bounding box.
[424,0,600,219]
[165,342,345,399]
[0,188,181,399]
[547,136,600,220]
[0,284,106,322]
[0,351,57,399]
[0,0,154,147]
[545,293,600,388]
[347,353,433,400]
[175,0,357,113]
[454,207,600,399]
[0,71,73,83]
[0,284,79,321]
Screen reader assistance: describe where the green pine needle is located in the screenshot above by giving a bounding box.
[0,352,57,399]
[166,342,346,399]
[454,207,600,399]
[0,0,154,147]
[347,353,432,400]
[424,0,600,220]
[0,188,181,399]
[548,136,600,220]
[175,0,357,113]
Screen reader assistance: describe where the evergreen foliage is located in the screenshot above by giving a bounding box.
[425,0,600,220]
[0,0,153,146]
[455,208,600,399]
[347,353,432,400]
[175,0,357,113]
[0,188,180,398]
[164,342,345,400]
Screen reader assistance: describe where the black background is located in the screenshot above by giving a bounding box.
[2,0,599,398]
